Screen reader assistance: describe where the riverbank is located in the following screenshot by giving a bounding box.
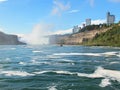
[49,23,120,47]
[84,23,120,47]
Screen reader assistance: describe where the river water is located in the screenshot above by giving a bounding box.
[0,45,120,90]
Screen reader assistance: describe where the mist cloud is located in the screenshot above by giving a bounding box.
[22,23,53,45]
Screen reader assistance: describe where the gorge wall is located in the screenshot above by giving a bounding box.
[0,31,26,45]
[49,27,112,45]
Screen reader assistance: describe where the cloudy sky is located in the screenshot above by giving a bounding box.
[0,0,120,43]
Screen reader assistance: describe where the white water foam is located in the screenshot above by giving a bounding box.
[41,62,51,65]
[77,67,120,87]
[53,71,74,75]
[99,78,111,87]
[47,55,62,59]
[30,66,120,87]
[1,71,34,77]
[5,58,11,61]
[32,51,42,53]
[10,48,16,50]
[56,59,75,65]
[102,52,118,57]
[33,71,49,74]
[40,67,120,87]
[77,67,117,78]
[19,62,26,65]
[117,54,120,57]
[31,59,48,65]
[48,86,57,90]
[53,51,119,57]
[33,70,74,75]
[109,61,119,65]
[53,53,101,57]
[61,59,73,62]
[71,63,75,65]
[31,59,40,64]
[19,59,51,66]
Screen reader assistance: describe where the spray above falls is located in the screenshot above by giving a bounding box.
[21,23,53,45]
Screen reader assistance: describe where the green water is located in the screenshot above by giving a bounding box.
[0,45,120,90]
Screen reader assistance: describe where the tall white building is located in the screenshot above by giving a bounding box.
[86,18,91,26]
[72,25,80,34]
[107,12,115,25]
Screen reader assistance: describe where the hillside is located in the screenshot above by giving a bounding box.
[49,24,112,45]
[85,24,120,47]
[49,23,120,47]
[0,31,26,45]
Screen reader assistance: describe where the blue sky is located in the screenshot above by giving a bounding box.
[0,0,120,35]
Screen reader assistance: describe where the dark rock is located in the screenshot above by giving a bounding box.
[0,31,26,45]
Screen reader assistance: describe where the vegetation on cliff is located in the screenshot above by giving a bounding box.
[49,23,120,47]
[79,24,108,33]
[84,24,120,47]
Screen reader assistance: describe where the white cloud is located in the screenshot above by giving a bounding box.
[68,10,79,14]
[108,0,120,2]
[79,19,106,27]
[0,0,7,3]
[21,23,53,45]
[88,0,94,7]
[91,19,106,25]
[0,26,8,33]
[52,19,106,35]
[52,28,72,35]
[78,19,106,27]
[0,28,4,32]
[51,0,71,16]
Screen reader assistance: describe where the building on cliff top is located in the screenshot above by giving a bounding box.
[107,12,115,25]
[72,25,81,34]
[86,18,91,26]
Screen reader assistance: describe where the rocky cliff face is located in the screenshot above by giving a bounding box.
[0,31,26,45]
[49,27,112,45]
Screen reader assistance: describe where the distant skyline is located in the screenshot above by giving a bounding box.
[0,0,120,40]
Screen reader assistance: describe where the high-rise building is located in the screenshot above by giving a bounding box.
[107,12,115,25]
[86,19,91,26]
[72,25,80,34]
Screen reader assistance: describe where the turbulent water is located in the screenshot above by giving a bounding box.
[0,45,120,90]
